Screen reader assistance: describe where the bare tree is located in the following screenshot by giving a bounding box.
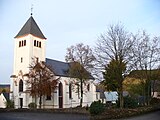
[65,43,95,107]
[131,31,160,105]
[26,59,58,109]
[95,24,135,108]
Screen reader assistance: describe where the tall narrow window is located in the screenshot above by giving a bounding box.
[77,84,80,99]
[21,57,23,63]
[87,84,90,91]
[24,40,26,46]
[37,41,39,47]
[46,86,51,100]
[69,83,72,99]
[34,40,36,46]
[22,41,24,46]
[39,42,41,48]
[19,41,21,47]
[19,80,23,92]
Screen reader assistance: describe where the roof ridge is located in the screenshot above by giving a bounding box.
[46,58,68,64]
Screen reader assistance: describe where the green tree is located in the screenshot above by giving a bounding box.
[103,59,126,92]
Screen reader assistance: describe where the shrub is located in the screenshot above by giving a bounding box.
[89,100,104,115]
[117,96,138,108]
[123,96,138,108]
[5,100,14,108]
[28,102,37,109]
[150,97,160,105]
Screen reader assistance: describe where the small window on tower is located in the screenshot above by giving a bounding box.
[39,42,41,48]
[34,40,36,46]
[21,57,23,63]
[19,41,21,47]
[24,40,26,46]
[22,41,24,46]
[37,41,39,47]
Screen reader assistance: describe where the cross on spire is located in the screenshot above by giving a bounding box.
[31,4,33,16]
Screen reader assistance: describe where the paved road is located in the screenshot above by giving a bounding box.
[122,110,160,120]
[0,112,89,120]
[0,111,160,120]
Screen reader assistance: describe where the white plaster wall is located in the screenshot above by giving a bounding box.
[13,34,46,76]
[0,94,7,108]
[152,92,160,99]
[12,34,46,109]
[56,77,97,108]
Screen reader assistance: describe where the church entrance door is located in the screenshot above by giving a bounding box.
[19,98,23,108]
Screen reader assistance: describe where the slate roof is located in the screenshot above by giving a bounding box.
[45,58,94,79]
[46,58,70,77]
[15,16,46,39]
[0,84,10,88]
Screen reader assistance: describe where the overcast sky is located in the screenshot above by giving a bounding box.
[1,0,160,84]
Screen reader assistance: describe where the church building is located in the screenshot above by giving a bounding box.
[10,15,97,109]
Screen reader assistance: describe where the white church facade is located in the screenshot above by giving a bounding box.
[10,15,97,109]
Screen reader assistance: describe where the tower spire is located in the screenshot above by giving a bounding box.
[31,4,33,16]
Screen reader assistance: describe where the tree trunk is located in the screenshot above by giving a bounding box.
[39,95,42,109]
[119,88,124,109]
[80,79,83,107]
[118,79,123,109]
[147,81,151,106]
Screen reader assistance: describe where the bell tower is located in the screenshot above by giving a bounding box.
[11,15,46,108]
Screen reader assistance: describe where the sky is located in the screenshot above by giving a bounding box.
[1,0,160,84]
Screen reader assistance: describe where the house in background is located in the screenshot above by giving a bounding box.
[151,80,160,99]
[10,15,97,109]
[104,91,118,104]
[0,84,10,93]
[0,92,9,108]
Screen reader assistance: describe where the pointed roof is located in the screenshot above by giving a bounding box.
[15,16,46,39]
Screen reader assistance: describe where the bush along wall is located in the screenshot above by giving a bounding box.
[89,100,105,115]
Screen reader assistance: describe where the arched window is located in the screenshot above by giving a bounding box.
[19,41,21,47]
[22,41,24,46]
[39,42,41,48]
[69,83,72,99]
[19,79,23,92]
[46,86,51,100]
[37,41,39,47]
[87,84,90,91]
[24,40,26,46]
[34,40,36,46]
